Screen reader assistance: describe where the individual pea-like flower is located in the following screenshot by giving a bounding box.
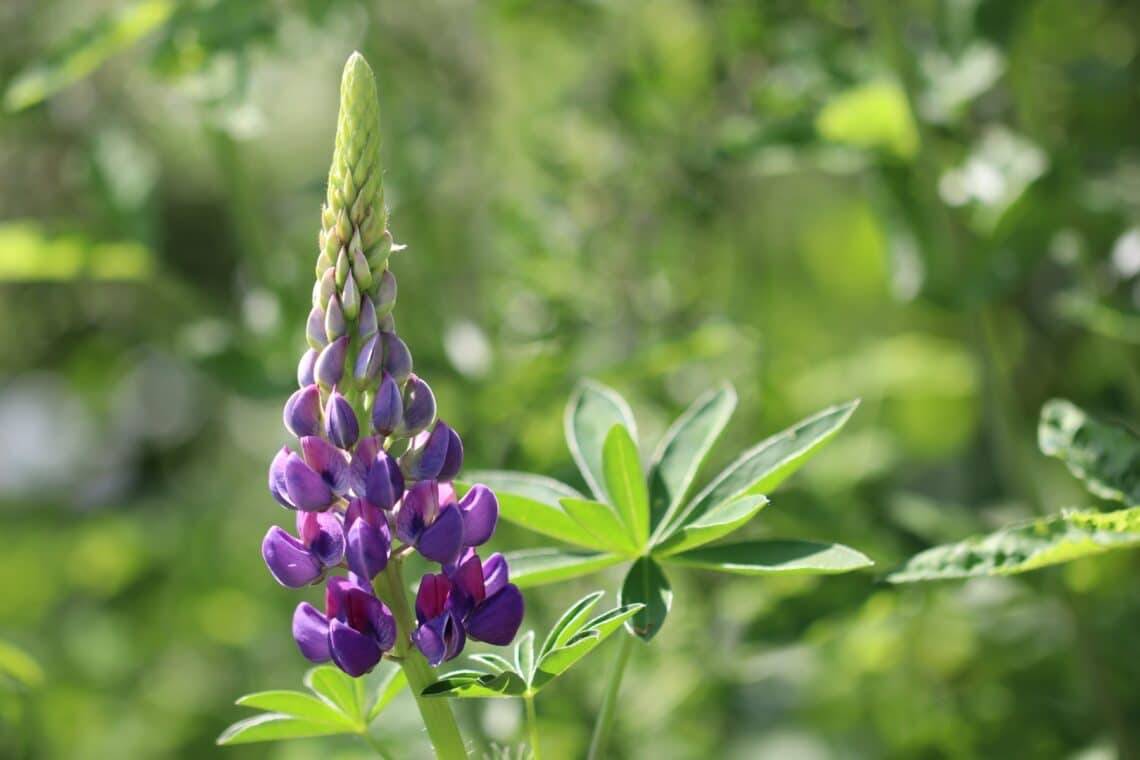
[324,388,359,448]
[344,497,391,580]
[262,510,345,588]
[399,420,463,482]
[396,480,465,564]
[283,384,322,438]
[350,436,405,509]
[293,574,397,677]
[269,436,351,511]
[411,549,524,665]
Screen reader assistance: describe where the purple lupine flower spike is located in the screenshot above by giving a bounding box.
[344,498,391,579]
[291,575,397,676]
[371,372,404,436]
[325,388,360,448]
[284,384,322,438]
[396,480,464,564]
[457,484,499,547]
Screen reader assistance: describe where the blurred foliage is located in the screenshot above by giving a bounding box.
[1,0,1139,758]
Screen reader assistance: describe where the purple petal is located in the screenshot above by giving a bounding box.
[413,613,466,666]
[293,602,332,662]
[283,384,322,438]
[269,447,294,509]
[400,375,436,435]
[482,552,510,598]
[400,424,450,482]
[314,336,349,388]
[371,372,403,436]
[466,584,524,646]
[415,573,451,624]
[262,526,322,587]
[346,588,397,652]
[364,451,404,511]
[284,453,334,511]
[306,306,328,349]
[329,618,382,677]
[324,295,346,341]
[417,504,464,565]
[458,484,498,547]
[350,436,383,495]
[358,296,378,339]
[354,333,380,386]
[324,390,360,448]
[381,332,412,383]
[396,481,438,545]
[447,550,485,618]
[301,436,352,496]
[346,515,390,580]
[437,425,464,482]
[297,348,317,388]
[376,269,397,314]
[297,511,345,568]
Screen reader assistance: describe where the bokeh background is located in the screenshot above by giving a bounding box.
[2,0,1140,758]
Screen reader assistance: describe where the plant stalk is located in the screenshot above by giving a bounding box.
[586,633,634,760]
[524,693,542,760]
[375,560,468,759]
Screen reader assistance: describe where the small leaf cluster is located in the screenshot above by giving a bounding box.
[465,380,872,640]
[422,591,641,699]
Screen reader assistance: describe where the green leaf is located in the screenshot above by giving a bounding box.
[469,653,516,673]
[603,425,650,548]
[505,548,625,588]
[560,498,639,554]
[619,557,673,641]
[235,691,356,728]
[816,80,919,160]
[665,400,859,534]
[5,0,176,112]
[652,495,769,557]
[565,379,638,502]
[648,383,737,535]
[216,713,356,745]
[0,640,43,688]
[460,472,598,549]
[667,540,873,575]
[888,506,1140,582]
[421,670,529,698]
[304,665,362,721]
[533,604,643,687]
[366,668,407,722]
[539,591,605,658]
[1039,399,1140,507]
[515,630,536,682]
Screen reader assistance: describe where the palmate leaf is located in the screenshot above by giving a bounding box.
[565,380,638,502]
[560,498,639,554]
[305,665,364,721]
[234,691,357,728]
[1039,399,1140,507]
[652,494,768,557]
[666,540,873,575]
[888,506,1140,582]
[603,425,650,548]
[217,713,356,745]
[460,473,599,550]
[531,603,642,688]
[504,548,625,588]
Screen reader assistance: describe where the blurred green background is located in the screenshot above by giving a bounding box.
[2,0,1139,758]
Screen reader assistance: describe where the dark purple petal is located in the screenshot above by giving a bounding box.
[350,436,383,495]
[297,511,345,568]
[400,424,449,482]
[325,575,356,622]
[381,332,412,383]
[283,384,322,438]
[417,504,464,565]
[458,484,498,547]
[437,425,464,482]
[301,436,352,496]
[262,526,322,587]
[314,336,349,388]
[447,549,485,618]
[297,348,317,388]
[415,573,451,624]
[400,375,436,435]
[284,453,334,511]
[346,588,397,652]
[482,552,510,598]
[269,447,294,508]
[293,602,332,662]
[466,583,524,646]
[364,451,404,511]
[413,612,466,666]
[354,333,380,386]
[396,481,438,545]
[370,372,403,436]
[329,618,382,677]
[306,306,328,348]
[346,514,390,579]
[324,389,360,448]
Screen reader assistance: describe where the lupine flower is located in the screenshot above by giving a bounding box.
[412,573,466,665]
[456,483,499,547]
[350,437,404,509]
[269,436,351,511]
[262,510,345,588]
[344,497,391,580]
[324,388,359,448]
[400,420,463,482]
[396,480,465,564]
[293,574,397,677]
[283,384,322,438]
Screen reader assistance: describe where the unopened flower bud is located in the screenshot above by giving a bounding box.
[324,295,346,341]
[379,313,395,333]
[284,384,322,438]
[315,336,349,388]
[375,269,397,317]
[307,306,328,349]
[342,275,361,320]
[325,388,359,448]
[318,268,337,309]
[354,333,380,386]
[400,421,462,482]
[358,296,378,340]
[352,246,372,290]
[371,372,404,436]
[382,332,412,383]
[401,374,436,435]
[298,349,318,388]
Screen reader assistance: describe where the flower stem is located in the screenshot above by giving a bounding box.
[587,633,634,760]
[374,560,468,759]
[524,693,542,760]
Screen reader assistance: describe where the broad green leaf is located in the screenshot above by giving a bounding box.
[666,401,859,534]
[469,653,516,673]
[560,498,639,554]
[505,548,625,588]
[235,691,356,728]
[648,384,737,534]
[1039,399,1140,507]
[565,380,638,501]
[304,665,362,721]
[668,540,873,575]
[216,713,355,745]
[652,495,768,557]
[533,604,643,687]
[0,640,43,688]
[888,506,1140,582]
[460,472,598,549]
[620,557,672,641]
[603,425,650,547]
[421,670,529,698]
[5,0,176,112]
[539,591,605,657]
[366,668,407,722]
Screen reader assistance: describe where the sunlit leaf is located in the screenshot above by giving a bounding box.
[504,548,625,588]
[533,604,643,687]
[648,383,737,534]
[603,425,650,548]
[888,506,1140,582]
[304,665,362,722]
[459,473,597,549]
[216,713,355,745]
[565,380,637,502]
[652,495,768,557]
[539,591,605,658]
[560,498,638,554]
[667,540,873,575]
[235,691,356,728]
[1039,399,1140,506]
[514,630,536,681]
[366,667,407,722]
[619,557,672,641]
[421,670,529,698]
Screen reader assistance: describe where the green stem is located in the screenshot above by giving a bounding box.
[587,633,634,760]
[374,560,468,760]
[361,730,394,760]
[524,693,542,760]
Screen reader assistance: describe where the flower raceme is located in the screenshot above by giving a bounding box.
[258,52,522,679]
